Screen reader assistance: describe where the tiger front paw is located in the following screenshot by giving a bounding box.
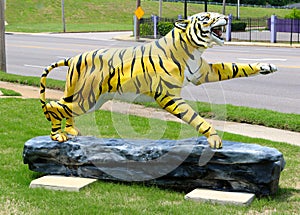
[259,63,277,75]
[207,133,222,149]
[51,132,68,142]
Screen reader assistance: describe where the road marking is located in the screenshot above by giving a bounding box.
[276,64,300,69]
[237,58,287,61]
[24,64,45,69]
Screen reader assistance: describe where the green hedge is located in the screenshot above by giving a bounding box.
[140,21,174,38]
[231,21,247,31]
[140,23,154,37]
[157,22,174,36]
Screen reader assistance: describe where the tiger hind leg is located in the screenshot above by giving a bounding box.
[45,100,80,142]
[65,117,81,137]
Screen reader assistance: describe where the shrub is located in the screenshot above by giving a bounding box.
[140,23,154,38]
[157,21,174,36]
[231,21,247,31]
[284,8,300,19]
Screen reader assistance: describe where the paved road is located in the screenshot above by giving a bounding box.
[5,32,300,114]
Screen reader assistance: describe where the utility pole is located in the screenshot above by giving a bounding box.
[237,0,240,19]
[204,0,208,12]
[184,0,187,19]
[159,0,162,18]
[61,0,66,32]
[0,0,6,72]
[135,0,141,40]
[222,0,226,15]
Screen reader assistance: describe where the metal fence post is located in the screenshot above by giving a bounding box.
[270,15,277,43]
[249,18,252,42]
[153,15,158,39]
[226,14,232,42]
[290,18,293,46]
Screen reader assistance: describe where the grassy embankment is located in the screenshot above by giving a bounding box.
[5,0,292,33]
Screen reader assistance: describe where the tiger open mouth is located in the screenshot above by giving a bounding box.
[211,26,223,40]
[210,18,227,45]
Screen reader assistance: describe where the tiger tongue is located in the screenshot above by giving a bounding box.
[213,29,222,37]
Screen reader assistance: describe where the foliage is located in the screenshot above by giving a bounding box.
[284,8,300,19]
[140,22,154,37]
[231,20,247,31]
[157,22,174,36]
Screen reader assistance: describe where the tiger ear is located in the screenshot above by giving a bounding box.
[174,19,190,31]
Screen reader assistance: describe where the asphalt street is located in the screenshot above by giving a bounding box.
[5,32,300,114]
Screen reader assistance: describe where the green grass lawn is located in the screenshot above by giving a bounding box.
[1,70,299,133]
[0,97,299,214]
[5,0,293,33]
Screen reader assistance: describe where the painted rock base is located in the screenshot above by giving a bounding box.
[23,136,285,196]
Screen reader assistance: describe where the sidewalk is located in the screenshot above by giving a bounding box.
[1,81,299,147]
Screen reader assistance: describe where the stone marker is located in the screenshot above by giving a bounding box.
[29,175,97,192]
[185,188,255,206]
[23,136,285,196]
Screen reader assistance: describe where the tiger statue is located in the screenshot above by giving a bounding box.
[40,12,277,149]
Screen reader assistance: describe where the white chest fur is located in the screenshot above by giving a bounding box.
[183,49,204,86]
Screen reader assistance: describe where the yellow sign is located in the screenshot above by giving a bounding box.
[134,6,144,20]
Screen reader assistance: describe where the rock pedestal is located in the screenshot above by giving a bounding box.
[23,136,285,196]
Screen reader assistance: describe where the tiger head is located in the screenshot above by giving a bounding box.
[174,12,228,48]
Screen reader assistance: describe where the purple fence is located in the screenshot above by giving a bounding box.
[268,18,300,33]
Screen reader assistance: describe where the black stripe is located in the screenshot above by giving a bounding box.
[159,56,171,76]
[171,30,177,51]
[179,33,194,60]
[76,55,82,79]
[63,95,74,103]
[119,49,126,76]
[155,40,167,57]
[249,64,254,70]
[232,63,238,78]
[172,101,186,111]
[205,72,209,82]
[202,127,211,135]
[117,68,123,94]
[131,54,136,78]
[196,122,204,131]
[107,68,116,92]
[163,99,176,110]
[183,59,193,75]
[40,83,46,93]
[149,46,156,73]
[189,28,205,47]
[170,50,182,76]
[218,70,222,81]
[141,46,146,74]
[89,51,97,74]
[188,112,198,124]
[174,109,188,119]
[242,69,248,77]
[160,78,181,89]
